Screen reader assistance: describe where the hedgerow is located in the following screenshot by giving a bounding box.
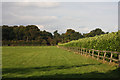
[58,31,120,52]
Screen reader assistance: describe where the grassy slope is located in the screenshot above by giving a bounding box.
[2,46,120,79]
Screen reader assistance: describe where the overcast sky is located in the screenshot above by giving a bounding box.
[2,2,118,33]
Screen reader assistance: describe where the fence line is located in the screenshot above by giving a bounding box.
[58,46,120,67]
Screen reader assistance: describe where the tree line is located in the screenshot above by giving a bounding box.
[2,25,107,46]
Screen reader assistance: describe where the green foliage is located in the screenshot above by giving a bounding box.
[61,29,84,43]
[2,25,109,46]
[59,31,120,52]
[2,25,85,46]
[53,30,61,43]
[83,28,105,37]
[2,25,54,46]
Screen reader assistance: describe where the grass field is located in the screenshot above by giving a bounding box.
[2,46,120,79]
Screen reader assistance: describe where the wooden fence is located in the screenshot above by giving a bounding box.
[58,46,120,67]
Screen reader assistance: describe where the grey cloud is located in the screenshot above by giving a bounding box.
[2,2,118,33]
[2,2,60,8]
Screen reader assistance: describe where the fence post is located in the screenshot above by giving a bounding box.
[73,47,75,52]
[84,48,86,56]
[83,48,85,55]
[75,47,78,52]
[74,47,76,52]
[97,51,100,60]
[74,47,75,52]
[77,47,79,53]
[92,49,94,58]
[72,47,74,52]
[71,47,72,51]
[89,50,90,56]
[81,48,82,55]
[59,47,120,66]
[79,48,80,54]
[118,53,120,67]
[103,51,106,62]
[110,52,113,63]
[78,47,80,54]
[75,47,76,52]
[86,49,87,56]
[68,47,69,51]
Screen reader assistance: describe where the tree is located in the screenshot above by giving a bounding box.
[41,40,47,46]
[2,25,108,46]
[83,28,105,37]
[61,29,83,43]
[2,25,15,40]
[53,30,61,44]
[26,25,40,41]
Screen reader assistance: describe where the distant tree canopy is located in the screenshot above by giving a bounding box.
[83,28,106,37]
[61,29,84,43]
[2,25,107,46]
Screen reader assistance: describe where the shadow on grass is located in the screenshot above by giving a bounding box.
[2,63,120,80]
[2,63,100,74]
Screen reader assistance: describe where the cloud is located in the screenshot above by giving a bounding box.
[18,15,58,21]
[79,27,90,32]
[3,2,60,8]
[21,2,59,8]
[2,0,119,2]
[2,2,118,33]
[36,25,44,29]
[3,12,58,24]
[41,16,58,20]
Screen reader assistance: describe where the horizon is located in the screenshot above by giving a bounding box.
[2,24,116,34]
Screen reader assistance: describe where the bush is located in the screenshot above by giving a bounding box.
[58,31,120,52]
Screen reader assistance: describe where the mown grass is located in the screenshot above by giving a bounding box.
[2,46,120,79]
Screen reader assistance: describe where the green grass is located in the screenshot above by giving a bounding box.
[2,46,120,79]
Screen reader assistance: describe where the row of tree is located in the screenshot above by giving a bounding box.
[2,25,107,46]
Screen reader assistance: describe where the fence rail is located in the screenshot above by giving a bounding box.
[58,46,120,67]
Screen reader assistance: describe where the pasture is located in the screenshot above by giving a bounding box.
[2,46,120,79]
